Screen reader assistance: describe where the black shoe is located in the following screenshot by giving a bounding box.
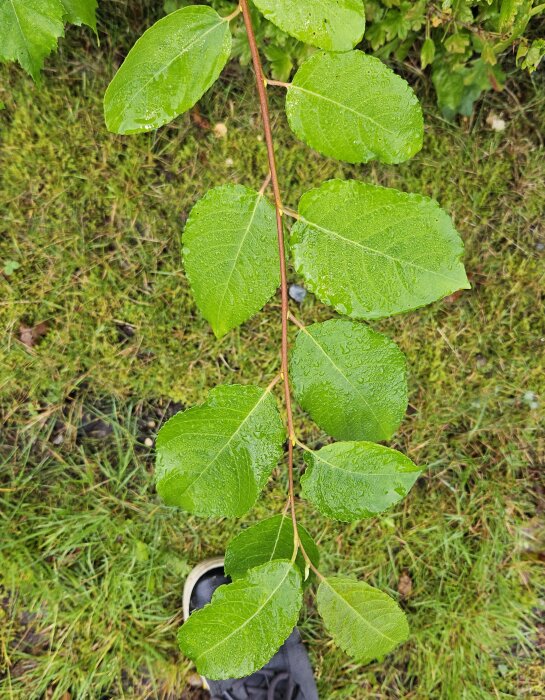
[182,557,319,700]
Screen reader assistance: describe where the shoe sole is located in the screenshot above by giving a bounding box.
[182,555,226,621]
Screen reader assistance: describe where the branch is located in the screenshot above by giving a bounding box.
[239,0,300,549]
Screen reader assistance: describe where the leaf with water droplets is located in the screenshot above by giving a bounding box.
[285,51,423,164]
[252,0,365,51]
[104,6,231,134]
[224,515,320,582]
[290,319,408,442]
[179,561,302,679]
[291,179,470,320]
[301,441,421,521]
[317,576,409,663]
[155,384,285,517]
[183,184,280,338]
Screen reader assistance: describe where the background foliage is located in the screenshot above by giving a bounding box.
[1,0,544,698]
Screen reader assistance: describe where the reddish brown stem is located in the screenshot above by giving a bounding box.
[240,0,299,545]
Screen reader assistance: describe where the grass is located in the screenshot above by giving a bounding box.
[1,3,545,698]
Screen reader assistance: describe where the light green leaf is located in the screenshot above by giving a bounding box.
[290,319,407,442]
[179,561,302,679]
[252,0,365,51]
[317,576,409,663]
[155,384,285,517]
[286,51,423,164]
[291,179,470,319]
[183,185,279,338]
[0,0,65,81]
[301,441,421,521]
[224,515,320,582]
[104,6,232,134]
[60,0,97,30]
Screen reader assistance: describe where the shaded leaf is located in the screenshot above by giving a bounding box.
[104,6,232,134]
[155,384,285,517]
[0,0,65,81]
[290,319,407,442]
[183,185,279,338]
[301,441,421,521]
[286,51,423,164]
[179,561,302,679]
[317,576,409,663]
[60,0,97,30]
[224,515,319,582]
[291,179,470,320]
[252,0,365,51]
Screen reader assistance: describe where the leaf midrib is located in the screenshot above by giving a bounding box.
[299,215,463,285]
[312,450,418,479]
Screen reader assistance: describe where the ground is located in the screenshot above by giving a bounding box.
[1,4,544,699]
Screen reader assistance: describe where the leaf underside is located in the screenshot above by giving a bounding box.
[224,514,320,582]
[0,0,65,81]
[301,441,421,521]
[291,179,471,320]
[179,561,302,679]
[290,319,408,442]
[183,184,280,338]
[252,0,365,52]
[317,576,409,664]
[286,51,424,164]
[104,6,232,134]
[155,384,285,517]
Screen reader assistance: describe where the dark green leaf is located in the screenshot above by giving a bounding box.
[290,319,407,442]
[301,441,421,521]
[183,184,279,338]
[224,515,320,582]
[252,0,365,51]
[286,51,423,164]
[179,561,302,679]
[104,6,232,134]
[155,384,285,517]
[291,179,470,319]
[317,576,409,663]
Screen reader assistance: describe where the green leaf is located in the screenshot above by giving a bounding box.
[104,6,232,134]
[291,179,470,320]
[179,561,302,679]
[60,0,97,30]
[155,384,285,517]
[252,0,365,51]
[290,319,407,442]
[183,185,279,338]
[0,0,65,81]
[420,37,435,70]
[317,576,409,663]
[224,515,320,582]
[301,441,421,521]
[285,51,423,164]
